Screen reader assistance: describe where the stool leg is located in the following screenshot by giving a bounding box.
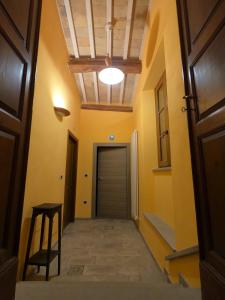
[23,212,36,281]
[37,214,46,273]
[58,208,62,275]
[46,215,53,281]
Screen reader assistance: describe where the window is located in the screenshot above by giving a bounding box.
[155,73,171,167]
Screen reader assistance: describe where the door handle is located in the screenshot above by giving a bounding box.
[183,95,194,100]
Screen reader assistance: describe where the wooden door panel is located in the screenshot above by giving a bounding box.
[0,33,27,117]
[201,262,225,300]
[97,147,130,219]
[100,203,128,210]
[186,0,220,43]
[177,0,225,297]
[0,0,41,298]
[0,257,17,300]
[191,23,225,117]
[0,131,16,246]
[0,0,31,42]
[201,130,225,259]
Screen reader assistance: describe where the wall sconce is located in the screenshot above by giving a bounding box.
[54,106,70,117]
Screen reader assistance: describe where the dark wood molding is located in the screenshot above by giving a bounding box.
[154,72,171,168]
[68,130,79,142]
[63,131,79,229]
[0,0,42,296]
[92,143,131,218]
[81,104,133,112]
[69,56,142,74]
[165,245,199,261]
[14,0,43,257]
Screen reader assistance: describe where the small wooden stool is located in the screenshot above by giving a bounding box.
[23,203,62,281]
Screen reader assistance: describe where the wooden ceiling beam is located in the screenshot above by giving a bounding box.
[81,104,133,112]
[85,0,99,103]
[64,0,87,102]
[68,57,142,74]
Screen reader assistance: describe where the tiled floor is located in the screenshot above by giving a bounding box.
[29,219,165,283]
[19,219,201,300]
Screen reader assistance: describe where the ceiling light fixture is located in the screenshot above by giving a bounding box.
[98,55,124,85]
[54,106,70,117]
[99,67,124,85]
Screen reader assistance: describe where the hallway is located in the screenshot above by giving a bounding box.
[2,0,225,297]
[16,220,201,299]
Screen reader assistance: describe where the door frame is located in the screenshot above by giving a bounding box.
[63,131,78,227]
[3,1,42,256]
[176,0,205,263]
[92,143,131,218]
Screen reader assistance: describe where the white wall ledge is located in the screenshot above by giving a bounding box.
[144,212,176,251]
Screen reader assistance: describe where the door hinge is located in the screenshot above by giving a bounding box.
[181,106,195,112]
[183,95,194,100]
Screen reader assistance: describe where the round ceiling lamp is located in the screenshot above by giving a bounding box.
[99,67,124,85]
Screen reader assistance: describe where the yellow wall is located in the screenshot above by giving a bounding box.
[18,0,81,278]
[76,109,134,218]
[133,0,200,286]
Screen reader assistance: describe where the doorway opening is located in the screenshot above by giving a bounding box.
[92,143,131,219]
[63,132,78,229]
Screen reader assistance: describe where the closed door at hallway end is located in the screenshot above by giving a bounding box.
[95,145,130,219]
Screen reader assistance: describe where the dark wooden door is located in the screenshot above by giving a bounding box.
[177,0,225,298]
[63,134,78,229]
[0,1,41,299]
[96,147,130,219]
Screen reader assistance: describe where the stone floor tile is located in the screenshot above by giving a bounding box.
[27,219,166,284]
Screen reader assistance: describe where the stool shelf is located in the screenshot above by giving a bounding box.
[23,203,62,281]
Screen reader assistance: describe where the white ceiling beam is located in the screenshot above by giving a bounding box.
[119,77,126,103]
[123,0,134,59]
[85,0,95,58]
[64,0,79,58]
[106,0,113,58]
[120,0,134,104]
[64,0,87,103]
[78,73,87,103]
[85,0,99,103]
[93,72,99,103]
[106,0,113,104]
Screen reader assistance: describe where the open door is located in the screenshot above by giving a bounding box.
[177,0,225,298]
[63,133,78,229]
[0,1,42,299]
